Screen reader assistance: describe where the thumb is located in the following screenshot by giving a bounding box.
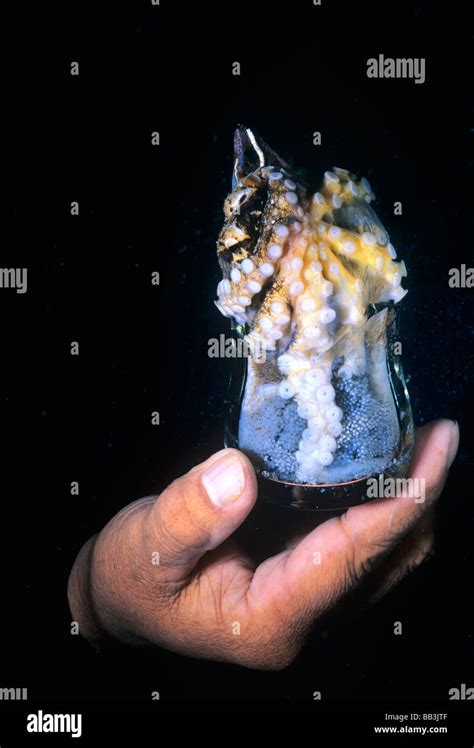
[146,448,257,581]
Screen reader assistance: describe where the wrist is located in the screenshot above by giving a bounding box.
[67,534,106,647]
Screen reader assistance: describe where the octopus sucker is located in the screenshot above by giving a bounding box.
[214,127,410,486]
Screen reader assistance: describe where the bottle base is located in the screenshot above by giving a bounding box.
[255,472,380,511]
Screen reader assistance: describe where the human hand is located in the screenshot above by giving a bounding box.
[68,419,458,670]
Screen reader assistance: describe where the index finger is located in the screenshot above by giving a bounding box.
[268,419,459,622]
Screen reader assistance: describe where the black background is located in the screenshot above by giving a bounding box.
[0,0,472,729]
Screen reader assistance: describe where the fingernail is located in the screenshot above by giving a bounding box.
[201,451,246,507]
[447,420,460,468]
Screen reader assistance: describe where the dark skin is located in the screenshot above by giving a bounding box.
[68,419,458,670]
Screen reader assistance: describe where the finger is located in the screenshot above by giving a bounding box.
[364,507,435,604]
[286,507,434,600]
[145,448,257,582]
[267,419,458,622]
[291,510,436,634]
[329,509,435,622]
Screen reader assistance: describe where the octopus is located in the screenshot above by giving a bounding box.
[214,127,409,485]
